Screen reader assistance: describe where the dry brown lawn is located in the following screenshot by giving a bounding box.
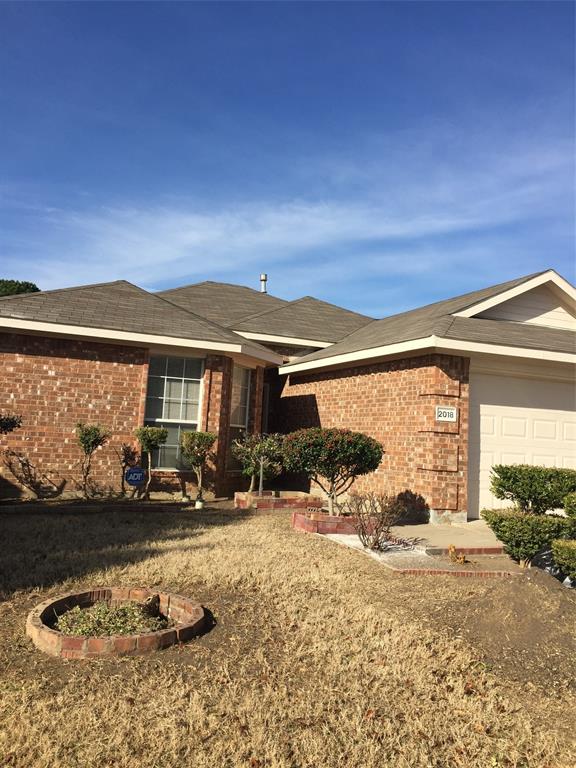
[0,504,574,768]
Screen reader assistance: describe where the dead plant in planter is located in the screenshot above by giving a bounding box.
[346,492,402,551]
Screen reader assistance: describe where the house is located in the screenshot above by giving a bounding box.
[0,269,574,521]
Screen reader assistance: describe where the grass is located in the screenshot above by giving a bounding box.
[0,504,575,768]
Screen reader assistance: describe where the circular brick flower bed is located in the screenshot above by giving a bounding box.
[26,587,206,659]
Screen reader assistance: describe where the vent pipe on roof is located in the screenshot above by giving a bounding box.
[260,273,268,293]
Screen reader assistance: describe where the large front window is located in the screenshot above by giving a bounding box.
[144,355,204,468]
[228,365,251,468]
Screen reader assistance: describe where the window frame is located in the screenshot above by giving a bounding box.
[144,355,205,470]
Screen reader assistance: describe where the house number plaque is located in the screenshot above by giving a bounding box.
[435,405,458,423]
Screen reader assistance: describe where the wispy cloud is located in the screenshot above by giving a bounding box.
[0,126,573,314]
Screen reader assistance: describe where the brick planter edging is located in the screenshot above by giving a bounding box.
[235,491,324,512]
[26,587,206,659]
[290,511,505,555]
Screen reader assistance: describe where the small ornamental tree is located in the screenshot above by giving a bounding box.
[0,279,40,297]
[76,423,110,498]
[134,426,168,499]
[231,433,284,492]
[490,465,576,515]
[283,427,384,515]
[180,431,217,501]
[0,413,22,435]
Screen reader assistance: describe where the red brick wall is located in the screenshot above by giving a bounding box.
[0,333,149,496]
[279,354,470,518]
[0,337,260,500]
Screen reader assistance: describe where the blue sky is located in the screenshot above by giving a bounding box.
[0,1,574,317]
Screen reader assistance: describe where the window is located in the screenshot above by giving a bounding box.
[228,365,251,468]
[144,355,204,468]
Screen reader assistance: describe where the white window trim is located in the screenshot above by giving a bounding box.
[144,355,206,471]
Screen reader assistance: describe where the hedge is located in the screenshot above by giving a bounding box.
[551,539,576,581]
[482,509,576,566]
[490,464,576,514]
[564,492,576,520]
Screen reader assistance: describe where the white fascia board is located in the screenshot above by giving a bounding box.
[279,333,576,375]
[279,337,436,374]
[454,270,576,319]
[435,338,576,364]
[0,316,280,362]
[234,330,332,348]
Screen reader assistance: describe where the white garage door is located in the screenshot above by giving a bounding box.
[468,372,576,518]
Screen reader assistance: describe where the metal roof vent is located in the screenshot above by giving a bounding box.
[260,273,268,293]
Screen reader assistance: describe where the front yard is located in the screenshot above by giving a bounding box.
[0,505,575,768]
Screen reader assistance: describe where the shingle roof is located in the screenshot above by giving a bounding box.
[233,296,373,342]
[157,281,287,326]
[0,280,273,354]
[282,270,574,367]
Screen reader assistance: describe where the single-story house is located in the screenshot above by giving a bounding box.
[0,269,574,521]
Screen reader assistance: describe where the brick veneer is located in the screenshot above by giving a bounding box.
[280,354,470,521]
[0,334,258,499]
[0,333,149,495]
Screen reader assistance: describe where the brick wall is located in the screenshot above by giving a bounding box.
[0,333,149,497]
[279,354,470,520]
[0,336,259,500]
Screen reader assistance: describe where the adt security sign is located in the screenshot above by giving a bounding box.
[125,466,146,486]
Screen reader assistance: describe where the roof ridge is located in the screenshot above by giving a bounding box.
[157,279,285,300]
[234,295,373,328]
[371,270,550,323]
[232,296,312,325]
[0,279,129,302]
[154,289,279,353]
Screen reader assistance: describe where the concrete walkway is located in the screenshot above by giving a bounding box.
[390,518,503,554]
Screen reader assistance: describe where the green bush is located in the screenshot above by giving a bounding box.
[134,426,168,498]
[490,464,576,514]
[76,422,110,498]
[564,492,576,520]
[283,427,383,515]
[482,508,576,567]
[231,433,284,492]
[551,539,576,581]
[180,431,217,500]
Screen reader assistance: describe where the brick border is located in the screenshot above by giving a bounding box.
[290,511,504,555]
[235,491,324,512]
[26,587,206,659]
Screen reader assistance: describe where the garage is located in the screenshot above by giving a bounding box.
[468,370,576,518]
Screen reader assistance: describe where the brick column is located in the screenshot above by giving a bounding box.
[201,355,233,496]
[415,355,469,523]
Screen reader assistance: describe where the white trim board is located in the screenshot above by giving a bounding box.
[454,270,576,319]
[0,317,283,365]
[280,335,576,375]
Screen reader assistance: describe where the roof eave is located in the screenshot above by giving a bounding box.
[279,334,576,375]
[0,316,282,364]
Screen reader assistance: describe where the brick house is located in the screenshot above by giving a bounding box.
[0,270,574,522]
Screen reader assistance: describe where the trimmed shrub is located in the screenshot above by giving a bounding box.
[180,431,217,500]
[482,509,576,567]
[134,426,168,498]
[231,433,284,492]
[283,427,383,515]
[564,492,576,520]
[551,539,576,581]
[76,422,110,498]
[490,464,576,514]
